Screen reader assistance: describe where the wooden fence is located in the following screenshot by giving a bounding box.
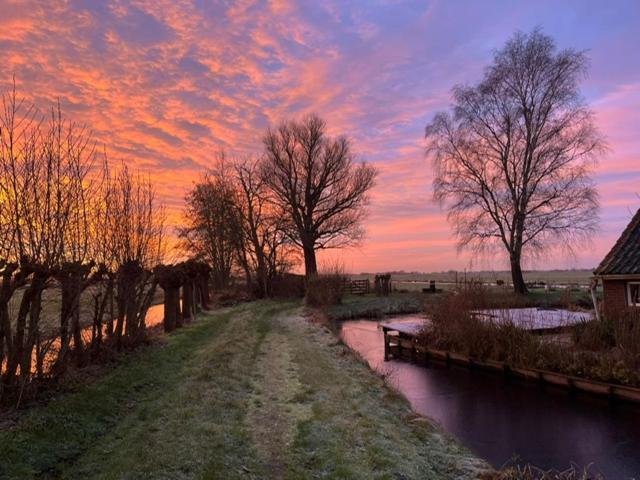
[342,279,371,295]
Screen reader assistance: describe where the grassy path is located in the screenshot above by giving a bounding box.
[0,301,487,479]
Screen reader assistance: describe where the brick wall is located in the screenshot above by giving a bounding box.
[603,280,627,316]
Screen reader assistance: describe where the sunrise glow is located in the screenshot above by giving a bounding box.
[2,0,639,273]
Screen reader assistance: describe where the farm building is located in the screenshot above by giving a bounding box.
[593,208,640,315]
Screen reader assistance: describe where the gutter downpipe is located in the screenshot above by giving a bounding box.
[590,276,601,322]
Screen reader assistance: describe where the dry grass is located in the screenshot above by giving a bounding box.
[485,462,604,479]
[305,265,348,308]
[419,288,640,387]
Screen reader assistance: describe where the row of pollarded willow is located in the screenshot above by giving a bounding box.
[180,115,378,296]
[155,260,211,333]
[0,86,167,404]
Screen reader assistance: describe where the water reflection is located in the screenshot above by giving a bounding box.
[340,318,640,479]
[12,304,166,376]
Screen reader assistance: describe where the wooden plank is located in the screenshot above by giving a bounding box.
[380,321,423,337]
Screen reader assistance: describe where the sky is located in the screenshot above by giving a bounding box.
[1,0,639,273]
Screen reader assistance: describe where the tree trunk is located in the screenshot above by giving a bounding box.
[114,290,126,350]
[182,281,193,323]
[5,283,36,387]
[200,275,210,310]
[510,254,528,295]
[71,280,84,366]
[3,274,46,391]
[125,289,138,339]
[136,279,157,340]
[175,290,183,329]
[193,280,202,313]
[255,259,268,298]
[106,290,114,336]
[163,287,179,332]
[20,284,43,380]
[0,298,11,385]
[302,241,318,278]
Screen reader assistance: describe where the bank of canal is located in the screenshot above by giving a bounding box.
[339,317,640,478]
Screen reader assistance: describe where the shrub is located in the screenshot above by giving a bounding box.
[422,291,542,362]
[270,273,305,298]
[305,273,347,308]
[572,318,615,351]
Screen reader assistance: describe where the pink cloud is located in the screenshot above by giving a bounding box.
[1,1,638,272]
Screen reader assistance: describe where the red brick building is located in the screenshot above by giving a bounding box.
[594,208,640,316]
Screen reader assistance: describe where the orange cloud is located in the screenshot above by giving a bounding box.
[1,1,638,272]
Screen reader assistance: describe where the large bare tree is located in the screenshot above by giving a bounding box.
[425,30,604,294]
[261,114,377,278]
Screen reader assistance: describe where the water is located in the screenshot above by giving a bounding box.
[339,318,640,478]
[13,304,166,376]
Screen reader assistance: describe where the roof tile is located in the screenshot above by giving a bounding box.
[595,208,640,275]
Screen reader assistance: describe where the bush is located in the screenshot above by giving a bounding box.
[305,263,349,308]
[305,273,347,308]
[270,273,305,298]
[609,308,640,357]
[572,318,615,351]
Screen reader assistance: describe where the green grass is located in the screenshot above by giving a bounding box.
[327,293,425,321]
[0,300,486,479]
[350,270,595,287]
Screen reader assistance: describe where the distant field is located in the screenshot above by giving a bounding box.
[350,270,595,289]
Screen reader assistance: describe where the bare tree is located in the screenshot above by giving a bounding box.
[425,30,604,294]
[0,83,166,402]
[179,158,243,289]
[234,157,294,297]
[261,114,377,278]
[104,163,165,347]
[0,84,99,387]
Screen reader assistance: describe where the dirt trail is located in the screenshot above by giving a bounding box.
[246,315,313,477]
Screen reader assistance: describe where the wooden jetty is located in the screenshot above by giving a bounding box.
[381,321,640,404]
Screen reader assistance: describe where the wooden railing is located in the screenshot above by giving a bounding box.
[342,279,371,295]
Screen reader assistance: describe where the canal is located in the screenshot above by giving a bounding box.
[339,317,640,478]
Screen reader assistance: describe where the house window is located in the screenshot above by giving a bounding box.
[627,282,640,307]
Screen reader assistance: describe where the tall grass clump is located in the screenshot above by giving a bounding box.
[305,264,348,308]
[419,286,640,387]
[420,287,545,363]
[570,307,640,385]
[487,462,604,479]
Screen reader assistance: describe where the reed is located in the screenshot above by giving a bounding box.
[419,287,640,387]
[487,462,604,479]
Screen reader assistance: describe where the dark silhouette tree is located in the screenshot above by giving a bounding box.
[234,157,293,297]
[261,114,376,278]
[179,162,242,290]
[425,30,604,294]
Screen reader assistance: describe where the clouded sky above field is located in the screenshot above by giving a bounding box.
[1,0,639,272]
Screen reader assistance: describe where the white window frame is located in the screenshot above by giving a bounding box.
[627,281,640,307]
